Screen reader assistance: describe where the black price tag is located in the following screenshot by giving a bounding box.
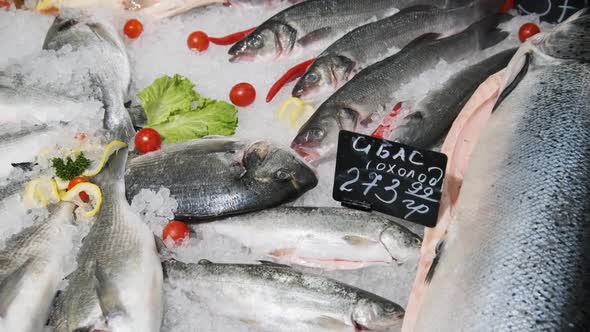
[332,131,447,228]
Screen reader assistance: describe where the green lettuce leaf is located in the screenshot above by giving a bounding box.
[149,100,238,143]
[138,74,199,126]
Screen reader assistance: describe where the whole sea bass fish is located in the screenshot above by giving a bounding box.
[292,2,497,101]
[191,207,422,270]
[164,259,406,331]
[0,203,76,332]
[291,14,509,163]
[374,47,517,148]
[125,139,318,221]
[228,0,456,62]
[414,10,590,331]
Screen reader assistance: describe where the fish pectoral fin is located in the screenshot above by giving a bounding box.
[0,258,33,317]
[297,27,333,47]
[10,162,37,172]
[268,247,296,257]
[94,262,127,322]
[309,315,349,330]
[342,235,378,247]
[404,33,441,50]
[257,260,291,268]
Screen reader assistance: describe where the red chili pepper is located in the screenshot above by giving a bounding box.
[266,58,316,103]
[208,27,257,46]
[371,102,403,139]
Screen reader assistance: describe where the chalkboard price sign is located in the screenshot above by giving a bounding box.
[332,131,447,228]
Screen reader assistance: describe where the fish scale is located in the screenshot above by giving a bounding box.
[415,62,590,331]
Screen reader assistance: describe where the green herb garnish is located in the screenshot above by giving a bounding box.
[51,153,92,180]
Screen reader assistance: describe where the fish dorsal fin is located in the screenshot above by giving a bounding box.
[297,27,333,47]
[403,33,441,50]
[258,260,291,268]
[198,259,213,265]
[94,261,127,322]
[0,258,33,317]
[342,235,378,247]
[493,53,530,112]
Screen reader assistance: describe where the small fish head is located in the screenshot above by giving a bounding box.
[43,15,123,52]
[228,21,297,62]
[290,105,358,163]
[293,56,355,101]
[243,141,318,195]
[380,225,421,263]
[352,298,405,331]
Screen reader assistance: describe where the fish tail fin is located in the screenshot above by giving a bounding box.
[470,13,511,50]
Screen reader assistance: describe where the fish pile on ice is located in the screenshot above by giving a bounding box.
[0,0,589,331]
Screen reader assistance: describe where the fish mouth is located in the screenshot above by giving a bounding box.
[229,52,256,63]
[290,144,321,163]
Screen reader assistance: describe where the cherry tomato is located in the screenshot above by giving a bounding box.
[229,82,256,107]
[187,31,210,52]
[498,0,513,13]
[124,19,143,39]
[68,176,90,203]
[0,0,9,11]
[135,128,162,154]
[162,220,190,245]
[518,23,540,43]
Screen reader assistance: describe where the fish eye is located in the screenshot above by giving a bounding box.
[308,127,325,140]
[274,168,293,182]
[304,72,319,83]
[247,35,263,49]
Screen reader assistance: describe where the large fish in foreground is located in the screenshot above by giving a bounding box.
[0,203,76,332]
[191,207,422,270]
[291,14,509,163]
[45,15,163,332]
[164,259,406,331]
[228,0,450,62]
[125,139,318,221]
[292,2,496,101]
[414,10,590,331]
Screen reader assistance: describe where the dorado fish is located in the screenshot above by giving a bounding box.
[0,202,76,332]
[42,15,133,139]
[291,14,509,163]
[228,0,450,62]
[45,14,163,332]
[374,47,517,148]
[192,207,421,270]
[292,2,497,101]
[414,10,590,331]
[125,139,318,221]
[164,259,406,331]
